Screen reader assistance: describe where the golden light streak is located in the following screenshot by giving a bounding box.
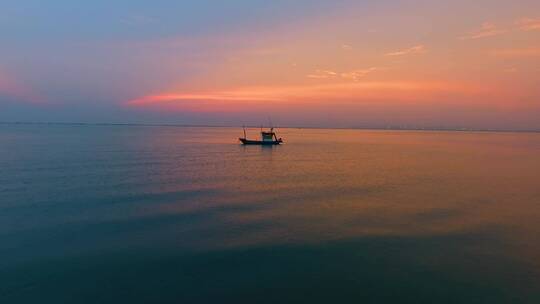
[127,80,486,112]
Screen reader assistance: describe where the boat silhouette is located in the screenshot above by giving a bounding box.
[239,126,283,145]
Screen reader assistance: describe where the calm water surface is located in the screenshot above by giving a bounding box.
[1,125,540,303]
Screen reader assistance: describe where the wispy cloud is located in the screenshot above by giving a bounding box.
[307,70,339,79]
[384,45,426,56]
[516,17,540,31]
[341,67,382,81]
[341,44,353,51]
[459,22,507,39]
[307,67,382,81]
[490,47,540,58]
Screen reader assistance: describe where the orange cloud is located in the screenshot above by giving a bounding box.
[516,17,540,31]
[384,45,426,56]
[460,22,507,39]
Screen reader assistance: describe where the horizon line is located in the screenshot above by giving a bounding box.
[1,121,539,134]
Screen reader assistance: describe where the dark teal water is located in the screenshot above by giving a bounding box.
[1,125,540,303]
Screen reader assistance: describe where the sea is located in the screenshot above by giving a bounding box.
[1,124,539,303]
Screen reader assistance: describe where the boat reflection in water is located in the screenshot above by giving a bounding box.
[239,126,283,145]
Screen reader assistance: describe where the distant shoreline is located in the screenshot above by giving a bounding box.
[1,121,539,134]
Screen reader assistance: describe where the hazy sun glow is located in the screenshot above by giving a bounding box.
[123,3,540,128]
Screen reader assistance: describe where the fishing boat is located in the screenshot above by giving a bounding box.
[239,126,283,145]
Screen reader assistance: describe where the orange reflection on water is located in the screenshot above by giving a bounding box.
[142,129,540,271]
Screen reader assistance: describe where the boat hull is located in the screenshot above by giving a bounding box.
[239,138,282,145]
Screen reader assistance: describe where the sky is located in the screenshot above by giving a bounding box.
[1,0,539,130]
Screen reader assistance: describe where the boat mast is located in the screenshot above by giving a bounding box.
[243,125,246,139]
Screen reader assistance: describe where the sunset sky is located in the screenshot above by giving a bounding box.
[1,0,539,129]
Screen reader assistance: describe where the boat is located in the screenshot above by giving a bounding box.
[239,126,283,145]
